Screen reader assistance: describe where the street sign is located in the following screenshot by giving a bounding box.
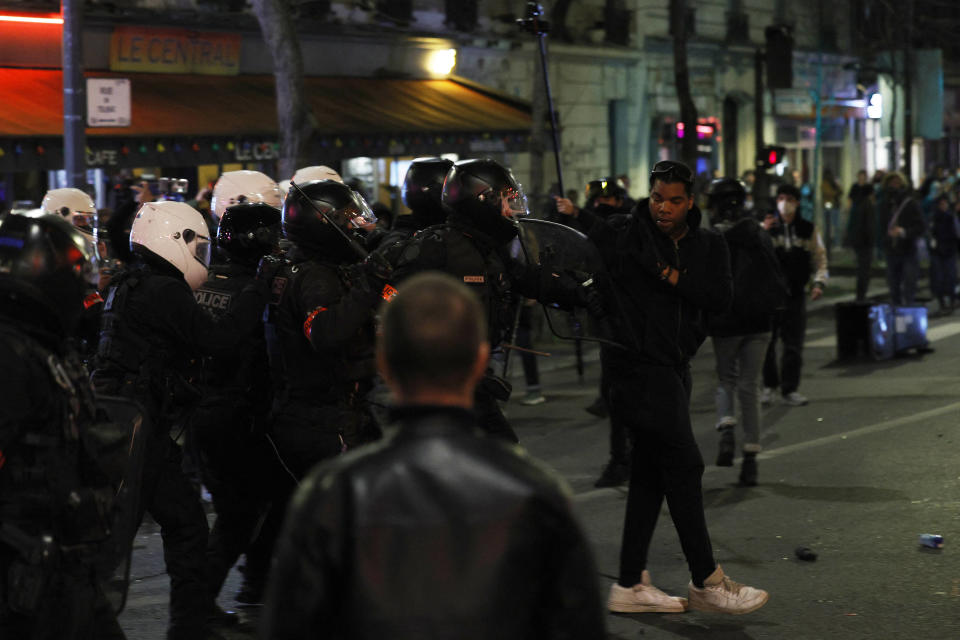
[86,78,131,127]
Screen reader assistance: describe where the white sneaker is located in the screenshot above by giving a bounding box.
[760,387,774,406]
[520,392,546,406]
[608,570,688,613]
[782,391,808,406]
[688,565,768,615]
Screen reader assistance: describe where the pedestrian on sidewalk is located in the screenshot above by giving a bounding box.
[930,195,960,313]
[845,170,876,301]
[515,298,547,405]
[877,172,924,305]
[261,273,606,640]
[706,178,788,486]
[558,160,769,615]
[761,184,829,407]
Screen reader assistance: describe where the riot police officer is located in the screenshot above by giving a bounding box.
[393,158,586,442]
[264,180,387,477]
[0,213,126,639]
[91,200,271,640]
[186,202,283,607]
[371,156,453,260]
[41,187,105,360]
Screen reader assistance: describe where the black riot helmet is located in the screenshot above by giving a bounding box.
[0,211,92,333]
[707,178,747,222]
[216,202,282,267]
[282,179,376,263]
[401,157,454,227]
[441,158,528,245]
[585,176,626,205]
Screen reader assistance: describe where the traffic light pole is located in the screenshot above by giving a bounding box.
[754,47,769,211]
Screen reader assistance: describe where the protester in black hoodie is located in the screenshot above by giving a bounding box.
[706,179,788,487]
[559,160,769,616]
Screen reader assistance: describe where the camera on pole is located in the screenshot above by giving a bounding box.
[765,25,793,90]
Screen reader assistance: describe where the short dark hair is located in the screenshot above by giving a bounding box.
[380,272,487,394]
[777,184,801,200]
[649,160,694,197]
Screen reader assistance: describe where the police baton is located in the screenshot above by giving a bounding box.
[287,180,370,260]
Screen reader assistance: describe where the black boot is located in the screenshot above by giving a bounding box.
[739,453,758,486]
[716,427,735,467]
[594,459,630,488]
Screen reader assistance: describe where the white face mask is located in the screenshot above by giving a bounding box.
[777,199,798,218]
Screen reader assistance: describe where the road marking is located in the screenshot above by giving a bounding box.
[573,400,960,502]
[753,400,960,462]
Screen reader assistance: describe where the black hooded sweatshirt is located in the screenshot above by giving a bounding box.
[577,198,732,369]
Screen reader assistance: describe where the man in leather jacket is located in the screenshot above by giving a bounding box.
[0,213,126,639]
[261,272,605,640]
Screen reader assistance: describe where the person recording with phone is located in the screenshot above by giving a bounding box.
[759,184,829,407]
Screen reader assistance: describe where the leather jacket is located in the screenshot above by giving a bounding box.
[261,405,606,640]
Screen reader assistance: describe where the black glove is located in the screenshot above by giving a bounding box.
[582,281,608,319]
[256,254,285,284]
[361,251,393,285]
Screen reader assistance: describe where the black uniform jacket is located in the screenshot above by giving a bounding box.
[267,248,381,402]
[578,199,731,368]
[261,405,606,640]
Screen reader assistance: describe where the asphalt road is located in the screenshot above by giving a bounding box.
[119,281,960,639]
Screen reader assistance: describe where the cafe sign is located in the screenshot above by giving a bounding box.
[110,26,241,76]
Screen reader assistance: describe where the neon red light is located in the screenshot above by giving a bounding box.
[0,13,63,24]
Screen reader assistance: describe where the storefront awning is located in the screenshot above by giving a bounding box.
[0,69,533,170]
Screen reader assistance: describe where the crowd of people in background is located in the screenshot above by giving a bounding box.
[736,163,960,314]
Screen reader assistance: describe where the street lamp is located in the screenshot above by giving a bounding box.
[425,48,457,77]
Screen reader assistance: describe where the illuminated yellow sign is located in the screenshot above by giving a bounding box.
[110,26,241,75]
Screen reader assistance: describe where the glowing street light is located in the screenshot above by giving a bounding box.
[426,48,457,77]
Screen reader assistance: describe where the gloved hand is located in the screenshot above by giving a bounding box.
[256,254,285,284]
[361,251,393,286]
[582,281,608,319]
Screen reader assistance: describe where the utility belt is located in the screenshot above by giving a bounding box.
[0,521,102,615]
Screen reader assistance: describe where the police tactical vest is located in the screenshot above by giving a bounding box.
[399,225,517,347]
[0,324,112,549]
[266,257,376,404]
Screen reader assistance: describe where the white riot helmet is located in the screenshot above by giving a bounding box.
[210,170,283,224]
[130,201,212,290]
[42,187,96,234]
[277,179,291,198]
[292,166,343,185]
[42,187,99,286]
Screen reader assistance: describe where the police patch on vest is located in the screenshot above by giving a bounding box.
[271,277,288,305]
[194,289,233,311]
[463,275,485,283]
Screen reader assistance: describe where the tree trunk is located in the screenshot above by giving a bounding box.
[670,0,699,170]
[251,0,314,180]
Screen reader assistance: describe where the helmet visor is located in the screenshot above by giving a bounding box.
[339,190,378,229]
[72,211,96,234]
[499,185,529,219]
[183,228,212,266]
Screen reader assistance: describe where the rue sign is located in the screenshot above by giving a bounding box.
[87,78,131,127]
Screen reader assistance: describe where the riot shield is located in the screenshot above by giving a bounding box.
[516,218,624,350]
[84,395,149,615]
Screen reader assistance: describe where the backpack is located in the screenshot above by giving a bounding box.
[727,225,789,318]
